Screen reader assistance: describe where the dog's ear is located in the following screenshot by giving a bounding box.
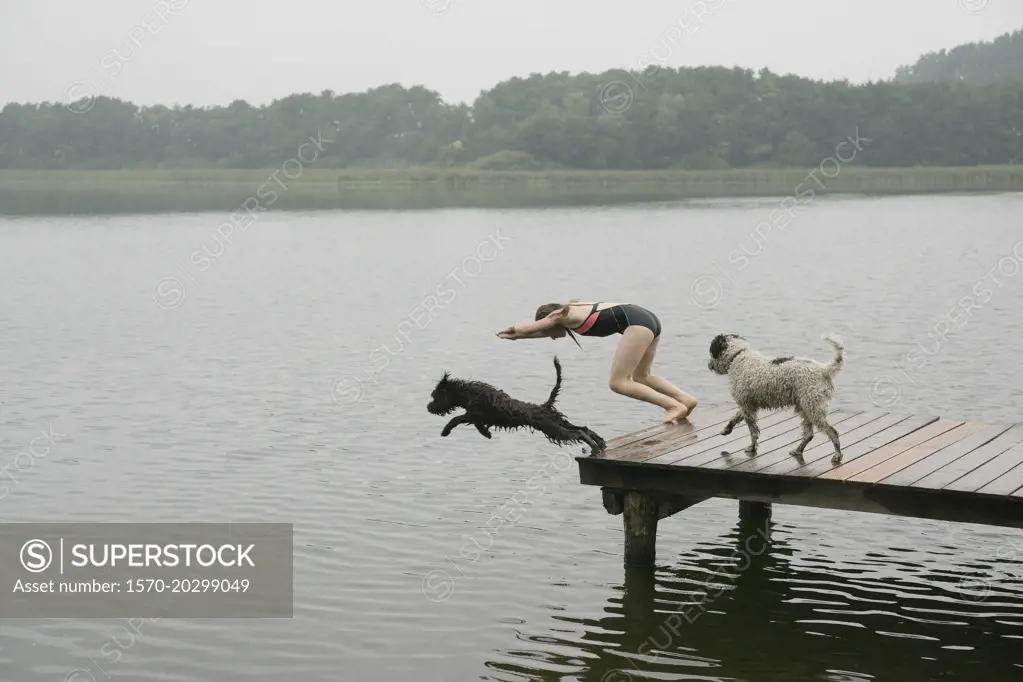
[710,334,729,359]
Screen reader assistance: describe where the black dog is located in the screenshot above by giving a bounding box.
[427,357,606,455]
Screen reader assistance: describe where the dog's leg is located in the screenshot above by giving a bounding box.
[547,415,604,455]
[441,414,473,437]
[720,410,745,436]
[806,408,842,463]
[742,409,760,456]
[821,418,843,464]
[790,412,814,460]
[540,421,589,450]
[474,423,493,439]
[582,426,606,453]
[578,430,603,455]
[825,423,843,464]
[569,421,606,454]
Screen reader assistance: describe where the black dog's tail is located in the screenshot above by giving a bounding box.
[544,356,563,408]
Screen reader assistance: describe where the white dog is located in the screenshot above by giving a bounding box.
[708,333,845,463]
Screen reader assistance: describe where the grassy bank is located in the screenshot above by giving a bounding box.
[1,166,1022,215]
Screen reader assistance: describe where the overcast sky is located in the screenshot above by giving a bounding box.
[2,0,1021,108]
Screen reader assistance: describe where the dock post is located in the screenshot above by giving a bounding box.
[623,492,659,567]
[738,500,772,524]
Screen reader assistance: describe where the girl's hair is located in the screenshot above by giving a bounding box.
[535,300,583,350]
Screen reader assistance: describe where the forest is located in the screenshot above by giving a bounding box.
[894,28,1023,85]
[2,29,1022,172]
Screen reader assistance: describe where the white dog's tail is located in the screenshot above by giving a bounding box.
[821,333,844,379]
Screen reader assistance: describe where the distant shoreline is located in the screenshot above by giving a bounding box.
[1,166,1022,215]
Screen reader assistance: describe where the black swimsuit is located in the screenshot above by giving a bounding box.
[571,303,662,338]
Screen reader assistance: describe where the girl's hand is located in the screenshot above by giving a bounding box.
[497,326,516,339]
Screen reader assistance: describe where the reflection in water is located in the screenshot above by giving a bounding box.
[0,187,724,216]
[488,515,1023,681]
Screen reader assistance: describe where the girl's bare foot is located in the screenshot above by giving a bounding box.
[663,403,690,423]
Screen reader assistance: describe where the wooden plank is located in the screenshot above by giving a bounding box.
[724,410,889,474]
[876,423,1013,488]
[700,409,860,472]
[604,403,735,448]
[603,403,735,450]
[671,409,852,471]
[977,457,1023,497]
[754,413,929,478]
[603,406,738,463]
[610,427,704,463]
[577,452,1023,529]
[779,414,940,479]
[652,409,798,466]
[645,409,799,467]
[946,441,1023,494]
[610,422,720,463]
[604,410,753,465]
[746,411,900,476]
[847,422,990,484]
[818,419,966,481]
[911,424,1023,490]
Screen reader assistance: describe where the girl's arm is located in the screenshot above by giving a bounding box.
[507,328,551,339]
[497,310,566,339]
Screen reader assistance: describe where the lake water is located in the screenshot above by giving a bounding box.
[1,194,1023,682]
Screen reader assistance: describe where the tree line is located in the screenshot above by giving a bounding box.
[894,28,1023,86]
[2,64,1022,171]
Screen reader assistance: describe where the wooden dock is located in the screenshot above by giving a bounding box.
[577,402,1023,566]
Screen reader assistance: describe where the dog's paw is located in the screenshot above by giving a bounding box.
[440,429,452,437]
[789,448,803,458]
[720,426,733,436]
[744,445,757,456]
[831,452,843,465]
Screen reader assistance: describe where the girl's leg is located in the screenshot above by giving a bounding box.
[608,327,688,423]
[633,336,699,414]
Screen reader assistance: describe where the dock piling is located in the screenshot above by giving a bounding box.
[623,492,658,567]
[605,488,705,567]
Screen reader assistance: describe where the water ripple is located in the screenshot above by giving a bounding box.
[1,198,1022,681]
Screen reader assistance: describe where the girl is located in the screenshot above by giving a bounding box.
[496,301,698,423]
